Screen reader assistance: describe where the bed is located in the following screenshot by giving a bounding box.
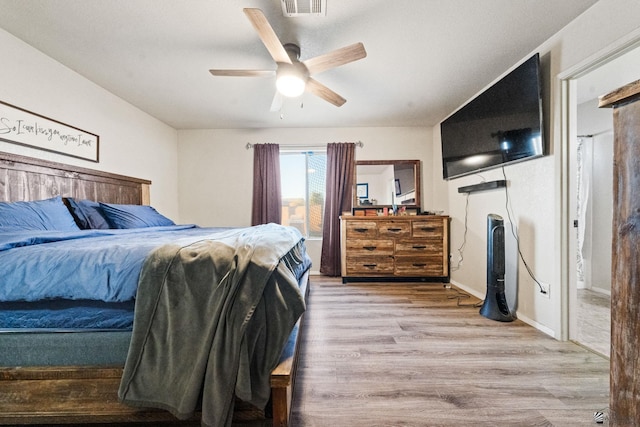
[0,151,310,427]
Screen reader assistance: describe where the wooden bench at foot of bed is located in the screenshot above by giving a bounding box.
[0,274,308,427]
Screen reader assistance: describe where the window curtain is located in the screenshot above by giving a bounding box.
[320,142,355,276]
[251,143,282,226]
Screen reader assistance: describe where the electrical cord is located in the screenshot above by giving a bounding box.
[450,192,470,271]
[445,285,483,307]
[452,174,488,271]
[501,167,547,294]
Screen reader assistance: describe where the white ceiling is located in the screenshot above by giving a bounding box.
[0,0,599,129]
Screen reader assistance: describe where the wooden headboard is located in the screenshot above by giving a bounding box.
[0,151,150,204]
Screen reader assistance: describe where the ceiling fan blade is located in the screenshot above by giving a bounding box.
[305,78,346,107]
[209,69,275,77]
[243,8,292,64]
[303,42,367,75]
[270,91,283,112]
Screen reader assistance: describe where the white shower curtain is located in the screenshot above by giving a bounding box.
[576,136,592,289]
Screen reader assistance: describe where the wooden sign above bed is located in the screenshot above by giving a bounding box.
[0,151,150,205]
[0,100,99,162]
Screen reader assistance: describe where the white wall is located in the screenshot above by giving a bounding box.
[436,0,640,338]
[177,127,432,272]
[0,28,180,220]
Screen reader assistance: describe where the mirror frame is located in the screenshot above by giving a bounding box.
[353,160,421,211]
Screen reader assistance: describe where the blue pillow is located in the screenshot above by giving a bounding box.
[99,203,175,229]
[65,198,110,230]
[0,196,80,232]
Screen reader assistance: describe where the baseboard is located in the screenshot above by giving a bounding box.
[515,312,556,338]
[450,279,556,339]
[450,279,484,299]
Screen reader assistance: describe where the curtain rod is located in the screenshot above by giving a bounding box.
[245,141,363,150]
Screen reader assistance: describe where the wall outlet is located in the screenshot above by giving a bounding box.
[539,282,550,298]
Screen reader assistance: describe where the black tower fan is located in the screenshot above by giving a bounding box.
[479,214,515,322]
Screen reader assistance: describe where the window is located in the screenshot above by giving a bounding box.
[280,151,326,239]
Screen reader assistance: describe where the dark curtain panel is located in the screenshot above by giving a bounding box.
[320,142,355,276]
[251,143,282,226]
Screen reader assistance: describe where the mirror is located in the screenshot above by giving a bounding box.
[353,160,421,210]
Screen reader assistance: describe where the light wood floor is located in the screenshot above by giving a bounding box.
[289,276,610,426]
[575,289,611,358]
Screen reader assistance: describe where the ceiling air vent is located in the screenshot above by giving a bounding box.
[281,0,326,17]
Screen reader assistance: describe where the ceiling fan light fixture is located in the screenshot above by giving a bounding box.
[276,74,306,97]
[276,62,307,97]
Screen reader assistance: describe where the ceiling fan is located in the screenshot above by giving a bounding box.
[209,8,367,109]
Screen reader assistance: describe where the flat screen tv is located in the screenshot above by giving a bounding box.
[440,53,545,180]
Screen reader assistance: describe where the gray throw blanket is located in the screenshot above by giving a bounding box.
[118,224,306,427]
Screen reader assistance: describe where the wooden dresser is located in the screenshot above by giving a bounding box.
[340,215,449,283]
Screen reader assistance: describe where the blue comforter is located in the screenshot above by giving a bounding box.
[0,225,240,302]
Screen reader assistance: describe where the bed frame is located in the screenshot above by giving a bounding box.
[0,151,306,426]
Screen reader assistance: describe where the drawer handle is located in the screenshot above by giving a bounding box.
[363,246,377,251]
[413,263,427,267]
[363,263,377,268]
[354,228,369,233]
[387,227,403,232]
[419,227,436,232]
[412,245,427,249]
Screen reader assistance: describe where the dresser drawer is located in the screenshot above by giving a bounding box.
[346,221,378,239]
[378,221,410,238]
[395,256,446,276]
[346,239,394,256]
[412,220,444,238]
[395,239,443,256]
[345,256,395,275]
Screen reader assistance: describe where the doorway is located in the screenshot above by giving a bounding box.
[572,131,613,356]
[566,44,640,356]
